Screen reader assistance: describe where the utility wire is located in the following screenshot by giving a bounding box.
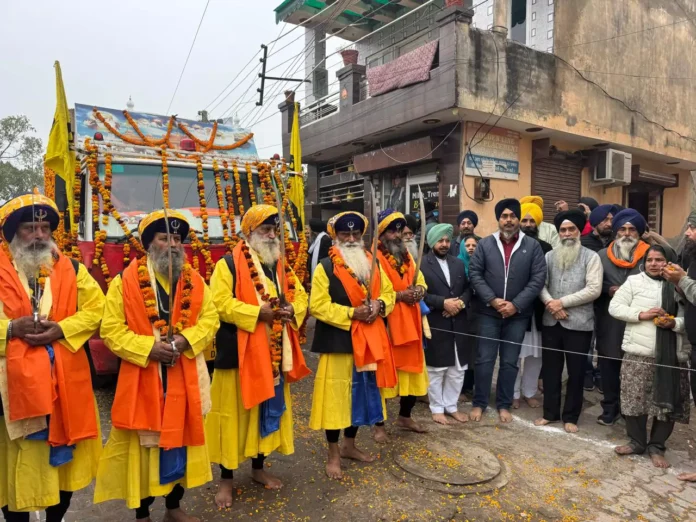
[165,0,211,115]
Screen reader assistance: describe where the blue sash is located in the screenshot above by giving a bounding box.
[159,447,187,485]
[260,373,286,438]
[351,366,383,426]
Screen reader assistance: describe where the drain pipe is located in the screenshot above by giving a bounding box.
[492,0,509,36]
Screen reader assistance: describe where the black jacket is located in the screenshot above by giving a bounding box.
[595,246,646,357]
[529,237,553,331]
[581,232,608,253]
[421,252,472,368]
[469,232,547,319]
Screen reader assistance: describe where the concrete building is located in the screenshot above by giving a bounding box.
[277,0,696,239]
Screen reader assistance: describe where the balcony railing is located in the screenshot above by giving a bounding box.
[299,91,340,127]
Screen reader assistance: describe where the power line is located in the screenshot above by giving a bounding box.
[165,0,211,115]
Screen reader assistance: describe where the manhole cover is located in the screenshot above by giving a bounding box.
[393,439,501,485]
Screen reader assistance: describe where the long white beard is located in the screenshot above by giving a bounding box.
[10,237,56,277]
[249,232,281,267]
[404,238,419,262]
[556,238,581,271]
[336,242,371,282]
[149,243,185,280]
[616,236,638,261]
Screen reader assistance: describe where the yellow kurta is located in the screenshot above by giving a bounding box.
[205,257,308,470]
[308,263,394,431]
[0,263,104,512]
[384,269,429,399]
[94,272,219,509]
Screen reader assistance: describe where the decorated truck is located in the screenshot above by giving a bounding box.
[44,103,308,385]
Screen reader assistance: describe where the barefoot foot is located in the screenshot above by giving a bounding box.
[525,397,541,408]
[447,411,469,423]
[677,472,696,482]
[650,454,671,469]
[564,423,578,433]
[340,443,376,463]
[163,508,201,522]
[372,425,389,443]
[512,399,520,409]
[499,409,513,423]
[432,413,450,425]
[326,445,343,480]
[534,418,557,427]
[614,445,638,456]
[251,469,283,490]
[214,478,235,509]
[470,407,483,422]
[395,416,428,433]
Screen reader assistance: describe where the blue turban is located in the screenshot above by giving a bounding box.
[377,208,406,236]
[426,223,453,249]
[589,204,616,228]
[457,210,479,227]
[612,208,647,236]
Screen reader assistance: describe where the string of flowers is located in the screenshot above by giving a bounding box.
[161,145,170,208]
[245,162,257,205]
[222,160,238,244]
[271,167,297,269]
[138,256,194,337]
[102,152,113,226]
[177,121,253,151]
[259,163,275,206]
[188,229,201,273]
[92,108,175,148]
[122,243,131,267]
[232,161,246,217]
[44,166,56,200]
[378,240,411,276]
[212,159,233,254]
[195,158,213,281]
[70,165,83,261]
[85,144,110,283]
[329,246,368,297]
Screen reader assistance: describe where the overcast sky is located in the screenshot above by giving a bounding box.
[0,0,345,157]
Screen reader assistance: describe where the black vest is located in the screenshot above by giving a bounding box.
[311,257,358,355]
[214,255,240,370]
[686,262,696,346]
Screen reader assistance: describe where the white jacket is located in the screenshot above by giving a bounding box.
[608,272,688,361]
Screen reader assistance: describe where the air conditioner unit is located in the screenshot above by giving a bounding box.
[593,149,632,185]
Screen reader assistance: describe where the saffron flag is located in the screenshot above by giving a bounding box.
[288,102,305,227]
[45,61,76,224]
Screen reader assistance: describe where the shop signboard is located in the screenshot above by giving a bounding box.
[465,122,520,180]
[409,182,439,215]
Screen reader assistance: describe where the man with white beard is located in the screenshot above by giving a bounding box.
[205,204,309,508]
[535,210,603,433]
[0,194,104,522]
[309,211,397,480]
[403,214,420,262]
[595,209,650,426]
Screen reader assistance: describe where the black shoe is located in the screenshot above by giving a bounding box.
[595,376,603,394]
[583,373,595,392]
[597,413,619,426]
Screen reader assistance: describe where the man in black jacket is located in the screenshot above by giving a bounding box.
[421,223,471,425]
[469,198,547,423]
[581,204,616,253]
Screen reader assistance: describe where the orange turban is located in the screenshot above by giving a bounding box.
[241,204,279,237]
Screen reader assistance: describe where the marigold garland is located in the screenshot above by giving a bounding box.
[232,161,246,217]
[212,159,232,254]
[188,229,202,273]
[93,108,175,148]
[195,158,213,281]
[123,242,132,267]
[137,255,194,337]
[102,152,113,226]
[329,246,368,298]
[222,160,238,244]
[44,166,56,200]
[378,240,410,276]
[245,162,256,205]
[258,163,274,206]
[178,121,253,151]
[70,164,83,262]
[161,145,170,208]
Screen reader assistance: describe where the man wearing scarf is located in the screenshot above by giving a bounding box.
[450,210,480,256]
[535,210,603,433]
[205,204,309,508]
[309,211,396,480]
[95,210,219,522]
[515,202,553,409]
[520,196,560,248]
[469,198,547,423]
[307,218,332,280]
[0,194,104,522]
[421,223,471,424]
[595,208,651,426]
[609,245,689,469]
[581,204,617,253]
[375,209,428,436]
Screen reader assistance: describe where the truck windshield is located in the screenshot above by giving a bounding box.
[96,162,296,241]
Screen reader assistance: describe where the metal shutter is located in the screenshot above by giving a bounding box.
[531,158,583,223]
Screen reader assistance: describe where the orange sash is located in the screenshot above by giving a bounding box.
[0,250,97,446]
[606,240,650,269]
[111,261,205,450]
[377,250,423,373]
[331,247,397,389]
[234,242,310,410]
